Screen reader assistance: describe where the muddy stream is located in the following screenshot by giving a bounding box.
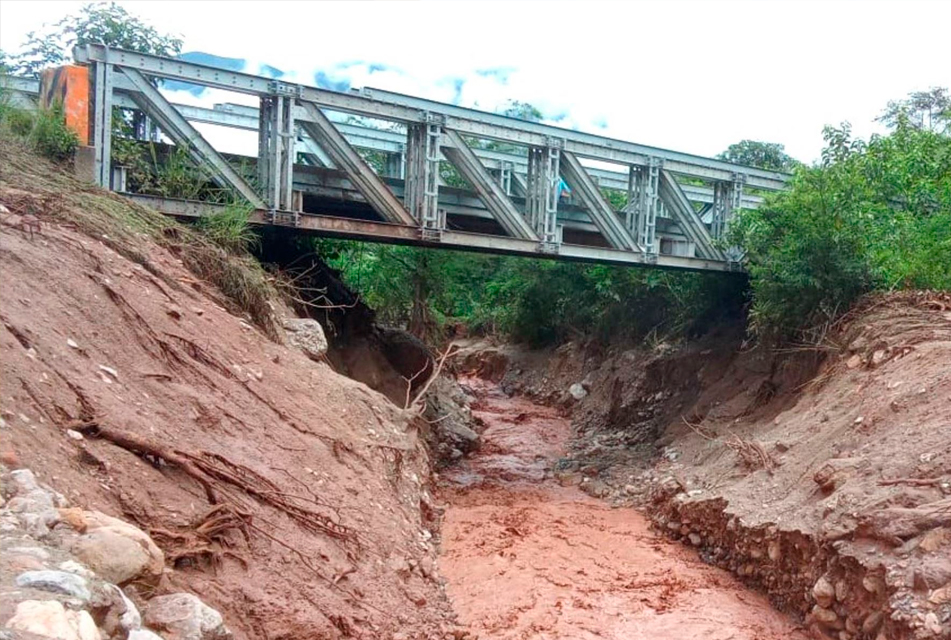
[438,378,809,640]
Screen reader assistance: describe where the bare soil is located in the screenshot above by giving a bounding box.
[458,292,951,639]
[438,377,810,639]
[0,156,453,638]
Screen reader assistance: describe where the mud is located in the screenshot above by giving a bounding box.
[438,377,809,639]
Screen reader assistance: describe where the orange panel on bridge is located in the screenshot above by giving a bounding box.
[40,65,91,144]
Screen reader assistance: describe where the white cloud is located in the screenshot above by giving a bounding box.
[2,0,949,162]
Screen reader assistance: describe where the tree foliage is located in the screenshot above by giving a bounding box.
[730,99,951,338]
[6,2,183,77]
[717,140,799,171]
[878,87,950,134]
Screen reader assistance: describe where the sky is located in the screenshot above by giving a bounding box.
[1,0,949,163]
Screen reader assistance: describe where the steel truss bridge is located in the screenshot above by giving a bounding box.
[4,45,790,272]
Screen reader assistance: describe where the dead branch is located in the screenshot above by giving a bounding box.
[879,477,945,487]
[401,360,432,410]
[680,415,775,473]
[407,344,458,414]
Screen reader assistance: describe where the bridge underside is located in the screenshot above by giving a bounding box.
[6,45,790,272]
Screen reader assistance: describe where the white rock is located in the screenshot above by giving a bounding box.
[568,383,587,400]
[67,338,80,349]
[129,630,166,640]
[16,570,91,602]
[283,318,328,359]
[10,468,41,493]
[59,560,96,579]
[66,429,85,441]
[145,593,232,640]
[5,600,101,640]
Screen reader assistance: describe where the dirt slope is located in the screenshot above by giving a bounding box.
[471,293,951,639]
[0,143,452,638]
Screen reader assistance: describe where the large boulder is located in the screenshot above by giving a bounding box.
[5,600,100,640]
[283,318,328,360]
[68,510,164,584]
[144,593,231,640]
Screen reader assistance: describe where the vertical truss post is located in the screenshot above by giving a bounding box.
[624,165,640,234]
[498,160,513,195]
[258,82,300,223]
[526,139,562,253]
[631,157,662,259]
[384,145,406,179]
[91,60,113,188]
[406,113,443,239]
[712,173,745,243]
[712,173,746,264]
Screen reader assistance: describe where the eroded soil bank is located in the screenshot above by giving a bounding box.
[438,377,809,639]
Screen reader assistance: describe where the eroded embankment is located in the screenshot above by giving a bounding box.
[0,140,453,638]
[457,293,951,640]
[437,377,809,640]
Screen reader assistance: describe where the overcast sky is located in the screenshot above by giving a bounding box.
[1,0,948,163]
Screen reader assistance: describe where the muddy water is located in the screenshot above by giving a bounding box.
[438,378,809,640]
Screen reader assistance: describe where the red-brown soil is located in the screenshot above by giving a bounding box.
[0,145,453,638]
[438,377,810,639]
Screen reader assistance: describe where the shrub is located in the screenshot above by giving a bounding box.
[29,101,79,163]
[731,121,951,339]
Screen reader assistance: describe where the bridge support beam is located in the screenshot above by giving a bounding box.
[712,174,746,263]
[91,61,113,188]
[257,92,298,218]
[121,68,265,208]
[298,101,416,226]
[526,142,563,252]
[405,116,443,238]
[561,150,639,252]
[441,129,538,241]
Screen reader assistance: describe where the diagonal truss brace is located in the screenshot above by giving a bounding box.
[298,101,416,226]
[658,170,723,261]
[560,150,640,251]
[441,129,538,241]
[120,68,265,209]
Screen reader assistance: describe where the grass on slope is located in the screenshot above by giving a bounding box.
[0,130,279,338]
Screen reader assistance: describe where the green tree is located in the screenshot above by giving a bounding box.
[730,112,951,338]
[7,2,182,77]
[878,87,950,133]
[717,140,799,171]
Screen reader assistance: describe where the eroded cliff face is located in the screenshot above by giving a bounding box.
[0,140,456,639]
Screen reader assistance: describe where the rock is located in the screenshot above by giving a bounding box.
[688,533,702,546]
[58,507,89,533]
[862,611,883,633]
[59,560,95,579]
[66,429,84,441]
[72,510,165,582]
[145,593,232,640]
[923,612,943,636]
[834,579,849,602]
[862,574,886,595]
[10,468,41,493]
[72,529,154,585]
[283,318,328,360]
[129,631,166,640]
[5,600,100,640]
[929,585,951,605]
[8,546,51,560]
[16,570,91,602]
[919,527,949,552]
[165,304,183,320]
[812,605,838,626]
[813,576,836,608]
[568,383,587,400]
[767,540,781,562]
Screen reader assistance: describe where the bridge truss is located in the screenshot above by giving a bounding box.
[6,45,790,271]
